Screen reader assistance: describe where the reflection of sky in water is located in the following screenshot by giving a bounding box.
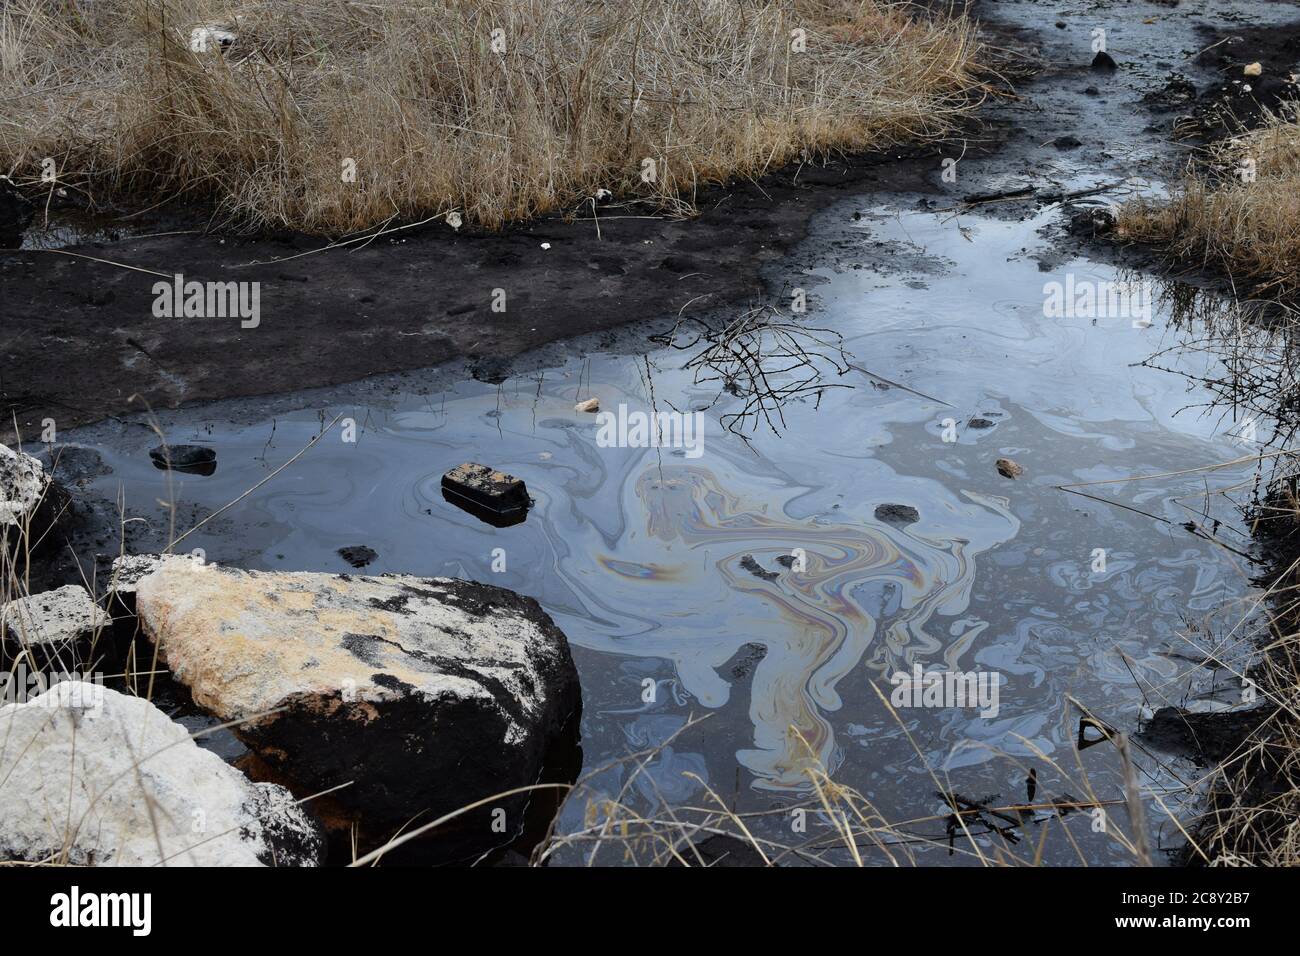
[67,202,1261,861]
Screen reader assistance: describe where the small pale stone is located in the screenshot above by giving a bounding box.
[2,584,108,649]
[0,443,48,529]
[1244,62,1263,77]
[574,397,600,413]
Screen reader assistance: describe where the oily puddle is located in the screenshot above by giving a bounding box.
[57,201,1267,864]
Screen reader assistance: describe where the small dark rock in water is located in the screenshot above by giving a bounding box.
[337,546,378,569]
[47,445,111,482]
[1084,86,1100,96]
[149,444,217,476]
[775,554,798,568]
[1053,135,1083,151]
[469,356,512,384]
[739,554,780,581]
[1091,51,1117,72]
[1139,705,1276,764]
[874,503,920,526]
[720,642,767,679]
[0,178,34,249]
[442,461,530,527]
[1068,206,1117,238]
[1143,74,1197,112]
[967,417,996,429]
[671,834,773,867]
[996,458,1024,480]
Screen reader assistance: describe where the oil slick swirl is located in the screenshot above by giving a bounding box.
[564,458,1019,790]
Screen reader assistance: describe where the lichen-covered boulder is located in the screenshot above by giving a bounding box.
[134,563,581,847]
[0,681,323,866]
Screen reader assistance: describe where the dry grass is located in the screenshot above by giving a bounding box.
[1127,285,1300,866]
[1178,548,1300,866]
[349,704,1154,867]
[1121,108,1300,297]
[0,0,985,234]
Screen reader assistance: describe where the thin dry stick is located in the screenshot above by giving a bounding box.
[171,412,344,547]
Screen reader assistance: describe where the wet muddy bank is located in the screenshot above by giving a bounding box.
[2,123,1015,445]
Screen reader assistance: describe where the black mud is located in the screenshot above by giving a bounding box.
[2,137,994,444]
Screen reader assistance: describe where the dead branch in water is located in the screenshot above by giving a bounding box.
[649,305,854,441]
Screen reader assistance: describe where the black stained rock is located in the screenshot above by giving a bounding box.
[1139,705,1277,764]
[1091,51,1117,72]
[337,546,378,569]
[739,555,780,581]
[1068,206,1117,238]
[149,444,217,476]
[874,503,920,526]
[442,462,530,527]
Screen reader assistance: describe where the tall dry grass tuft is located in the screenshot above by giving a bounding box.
[1132,281,1300,865]
[1180,560,1300,866]
[1,0,985,234]
[1121,108,1300,297]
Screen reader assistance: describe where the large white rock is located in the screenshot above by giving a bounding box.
[134,562,581,845]
[107,552,203,619]
[0,681,323,866]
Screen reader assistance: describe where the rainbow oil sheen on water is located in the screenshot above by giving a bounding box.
[61,200,1263,864]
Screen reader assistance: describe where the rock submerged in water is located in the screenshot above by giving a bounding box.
[874,503,920,526]
[0,681,323,866]
[337,545,378,569]
[1139,704,1277,764]
[670,834,772,867]
[739,554,779,580]
[149,444,217,476]
[441,461,530,527]
[996,457,1024,479]
[134,562,581,851]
